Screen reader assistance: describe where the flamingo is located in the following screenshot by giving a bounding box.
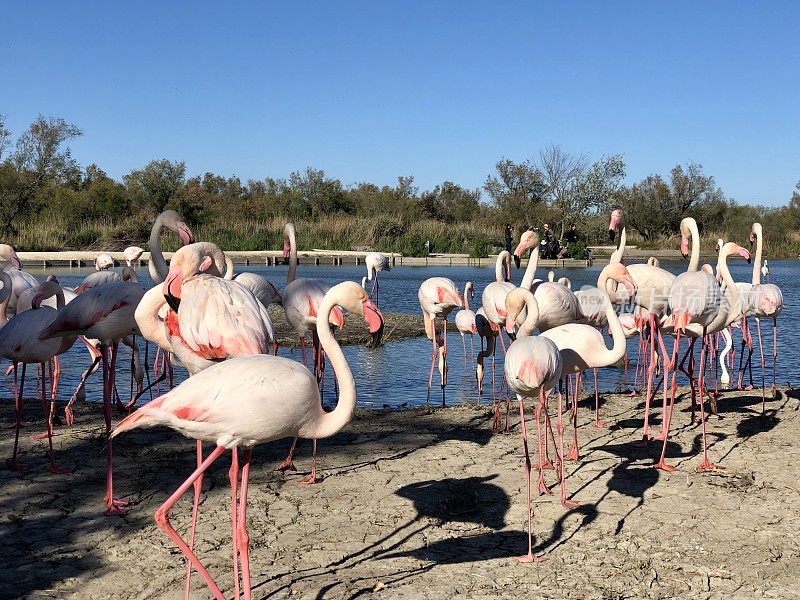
[0,279,77,473]
[0,243,39,317]
[123,246,145,267]
[111,281,384,600]
[540,288,629,494]
[656,241,751,471]
[454,281,477,379]
[419,276,463,410]
[363,251,390,306]
[278,223,345,481]
[761,259,769,282]
[503,287,562,563]
[38,279,145,514]
[148,209,195,285]
[608,209,676,442]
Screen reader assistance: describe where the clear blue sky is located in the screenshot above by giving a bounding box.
[2,2,798,205]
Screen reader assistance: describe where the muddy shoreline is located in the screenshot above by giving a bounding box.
[1,388,798,599]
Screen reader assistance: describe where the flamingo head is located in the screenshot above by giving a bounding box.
[329,281,384,347]
[679,232,690,259]
[513,230,539,267]
[0,244,23,269]
[161,210,194,245]
[605,262,637,295]
[162,245,217,311]
[436,286,462,308]
[749,222,762,248]
[608,209,623,242]
[124,246,145,264]
[31,280,61,309]
[95,254,114,271]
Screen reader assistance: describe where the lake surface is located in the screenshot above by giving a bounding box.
[17,259,798,410]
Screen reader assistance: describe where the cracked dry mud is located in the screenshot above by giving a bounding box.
[1,387,799,599]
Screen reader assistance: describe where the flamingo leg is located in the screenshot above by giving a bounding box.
[567,374,580,461]
[229,447,241,600]
[696,334,723,471]
[154,446,227,600]
[440,319,448,407]
[535,396,552,495]
[185,439,205,600]
[771,317,778,399]
[298,439,320,484]
[654,330,681,471]
[237,448,253,598]
[43,361,67,474]
[515,392,545,563]
[555,389,579,509]
[756,318,766,412]
[638,314,658,443]
[274,438,297,472]
[593,368,607,428]
[8,362,27,471]
[103,342,128,515]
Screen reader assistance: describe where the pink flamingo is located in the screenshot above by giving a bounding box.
[540,287,629,502]
[657,241,750,471]
[419,276,463,409]
[0,244,39,317]
[748,223,783,405]
[0,279,76,473]
[478,251,515,403]
[363,251,390,306]
[503,287,562,563]
[111,281,384,600]
[147,210,195,284]
[39,279,145,514]
[608,210,676,442]
[454,281,477,378]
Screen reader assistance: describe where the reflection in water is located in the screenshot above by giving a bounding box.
[15,259,797,409]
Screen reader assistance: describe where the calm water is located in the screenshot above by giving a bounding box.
[17,259,798,409]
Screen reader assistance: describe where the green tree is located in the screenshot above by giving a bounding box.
[484,159,546,224]
[0,163,37,235]
[12,115,82,185]
[124,159,186,215]
[0,115,11,161]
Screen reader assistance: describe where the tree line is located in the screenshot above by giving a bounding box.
[2,113,798,255]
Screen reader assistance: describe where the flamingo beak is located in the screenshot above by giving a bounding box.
[680,238,689,259]
[608,228,616,243]
[177,222,194,245]
[283,240,291,260]
[471,323,477,334]
[738,247,752,264]
[362,299,385,348]
[623,274,637,295]
[163,267,182,312]
[32,291,45,308]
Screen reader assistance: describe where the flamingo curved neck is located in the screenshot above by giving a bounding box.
[597,295,626,366]
[224,255,235,280]
[611,226,627,263]
[148,214,169,285]
[307,291,356,439]
[520,245,540,290]
[0,271,11,326]
[752,224,763,285]
[285,224,297,285]
[516,290,540,338]
[687,219,701,272]
[134,287,171,352]
[463,282,472,311]
[495,251,510,283]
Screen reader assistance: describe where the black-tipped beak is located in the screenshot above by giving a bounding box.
[164,292,181,312]
[369,324,384,348]
[513,254,521,269]
[608,229,616,243]
[681,253,689,261]
[745,255,752,264]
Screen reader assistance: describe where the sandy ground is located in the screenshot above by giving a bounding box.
[1,386,799,600]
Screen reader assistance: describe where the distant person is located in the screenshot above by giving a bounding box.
[564,223,578,245]
[425,239,431,255]
[504,223,513,254]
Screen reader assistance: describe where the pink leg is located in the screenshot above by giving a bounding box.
[771,318,778,399]
[42,361,68,474]
[8,363,27,471]
[593,368,607,428]
[102,342,129,515]
[274,438,298,472]
[567,374,580,461]
[185,440,205,599]
[555,390,579,509]
[237,448,253,597]
[654,331,680,471]
[515,392,545,563]
[637,315,659,443]
[535,395,552,495]
[229,447,241,600]
[298,439,320,484]
[696,335,723,472]
[756,318,766,412]
[154,446,227,600]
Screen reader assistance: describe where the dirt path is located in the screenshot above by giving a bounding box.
[1,387,799,599]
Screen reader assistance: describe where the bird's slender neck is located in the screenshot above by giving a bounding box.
[495,251,510,283]
[515,289,540,338]
[463,282,472,311]
[717,247,740,328]
[751,225,763,285]
[308,291,356,439]
[687,219,700,272]
[520,245,540,290]
[148,214,169,285]
[134,286,171,352]
[610,226,627,263]
[224,255,235,280]
[0,271,11,326]
[286,224,297,285]
[598,294,626,366]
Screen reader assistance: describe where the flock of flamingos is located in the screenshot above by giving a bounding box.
[0,208,784,598]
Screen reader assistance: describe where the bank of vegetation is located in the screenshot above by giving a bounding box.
[2,114,798,256]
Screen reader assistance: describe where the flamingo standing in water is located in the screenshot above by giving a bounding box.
[363,251,390,306]
[112,281,384,600]
[748,223,783,404]
[39,279,145,514]
[477,251,515,404]
[418,276,463,409]
[503,287,562,563]
[0,279,77,473]
[454,281,477,378]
